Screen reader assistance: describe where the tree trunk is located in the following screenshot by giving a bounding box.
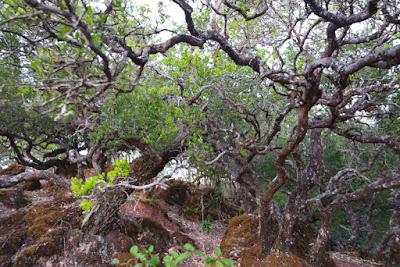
[308,208,335,266]
[260,204,280,256]
[387,199,400,266]
[236,163,262,213]
[81,187,129,235]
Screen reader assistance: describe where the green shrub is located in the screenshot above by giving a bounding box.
[200,219,213,234]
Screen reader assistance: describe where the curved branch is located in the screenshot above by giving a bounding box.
[304,0,379,27]
[224,0,269,21]
[0,171,71,189]
[305,44,400,75]
[331,126,400,153]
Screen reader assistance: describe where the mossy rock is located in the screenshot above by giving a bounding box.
[13,244,38,266]
[241,241,263,261]
[24,204,64,239]
[0,209,29,257]
[13,231,64,265]
[122,215,172,252]
[0,197,81,265]
[130,191,167,214]
[239,249,308,267]
[220,214,260,257]
[106,230,134,252]
[0,188,31,209]
[14,229,64,265]
[265,249,307,267]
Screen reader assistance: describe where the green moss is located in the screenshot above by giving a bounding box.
[13,245,37,266]
[0,195,81,265]
[26,208,63,238]
[130,191,167,214]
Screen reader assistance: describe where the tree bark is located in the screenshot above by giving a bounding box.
[81,187,129,235]
[309,208,335,266]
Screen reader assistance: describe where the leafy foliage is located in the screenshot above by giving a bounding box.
[200,219,214,235]
[70,158,129,213]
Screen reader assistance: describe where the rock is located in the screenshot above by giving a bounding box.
[152,179,191,206]
[0,196,83,266]
[105,230,134,252]
[119,192,193,252]
[220,213,260,257]
[0,188,31,216]
[265,249,307,267]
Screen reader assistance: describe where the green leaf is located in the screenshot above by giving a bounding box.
[194,250,205,256]
[184,243,195,251]
[175,252,190,263]
[86,6,95,15]
[220,258,234,267]
[147,245,154,253]
[85,17,93,25]
[163,255,172,264]
[149,254,159,266]
[216,261,224,267]
[136,253,146,261]
[134,264,143,267]
[204,257,217,263]
[170,251,179,259]
[112,258,120,264]
[214,247,222,256]
[130,246,139,256]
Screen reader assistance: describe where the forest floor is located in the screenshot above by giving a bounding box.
[165,202,227,252]
[163,201,229,265]
[0,178,387,267]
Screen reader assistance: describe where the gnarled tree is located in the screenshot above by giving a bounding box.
[1,0,400,265]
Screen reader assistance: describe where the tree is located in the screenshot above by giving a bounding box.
[1,0,400,265]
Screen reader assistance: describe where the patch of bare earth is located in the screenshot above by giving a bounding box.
[162,200,228,266]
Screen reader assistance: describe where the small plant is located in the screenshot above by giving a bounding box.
[183,206,199,213]
[163,243,204,267]
[71,158,129,214]
[235,207,244,217]
[112,243,205,267]
[200,219,213,234]
[112,245,159,267]
[204,247,234,267]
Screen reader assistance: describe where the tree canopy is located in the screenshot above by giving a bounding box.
[1,0,400,265]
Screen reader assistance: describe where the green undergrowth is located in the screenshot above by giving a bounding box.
[112,243,234,267]
[70,158,129,214]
